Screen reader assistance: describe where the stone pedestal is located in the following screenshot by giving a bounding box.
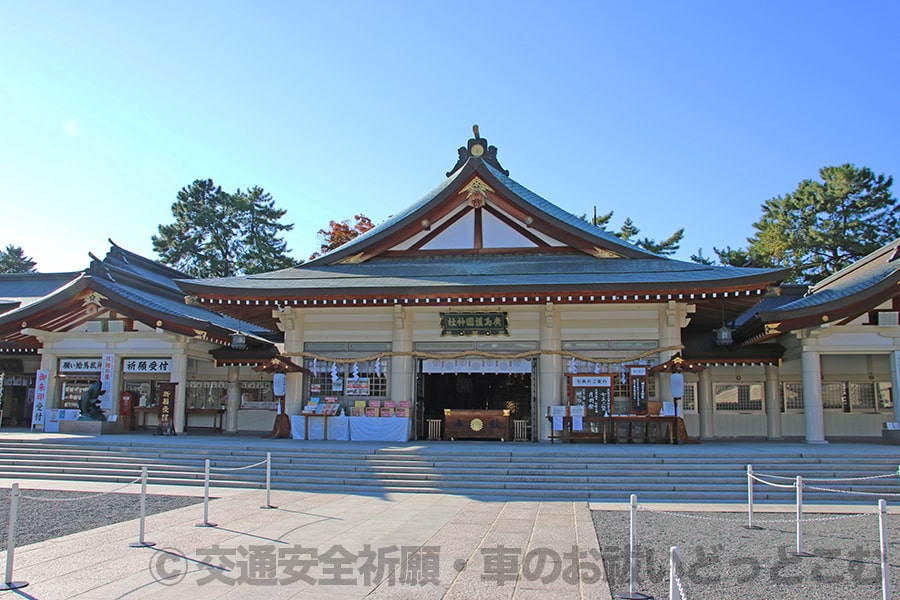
[882,429,900,445]
[59,420,126,435]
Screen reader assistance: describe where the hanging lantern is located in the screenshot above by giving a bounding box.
[273,373,286,397]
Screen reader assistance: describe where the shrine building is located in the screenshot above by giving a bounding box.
[3,129,899,443]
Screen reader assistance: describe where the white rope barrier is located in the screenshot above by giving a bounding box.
[19,478,140,502]
[209,458,268,472]
[748,473,797,489]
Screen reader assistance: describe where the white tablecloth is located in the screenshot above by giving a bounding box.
[348,417,411,442]
[289,415,350,440]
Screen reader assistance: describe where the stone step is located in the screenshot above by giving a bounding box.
[0,439,895,504]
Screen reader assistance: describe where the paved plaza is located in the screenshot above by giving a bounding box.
[0,431,897,599]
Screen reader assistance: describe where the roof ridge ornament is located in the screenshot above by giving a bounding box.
[446,124,510,177]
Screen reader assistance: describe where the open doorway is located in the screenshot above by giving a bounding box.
[421,372,532,423]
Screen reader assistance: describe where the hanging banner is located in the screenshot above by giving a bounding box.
[440,312,509,336]
[100,353,115,411]
[30,369,50,431]
[629,366,648,414]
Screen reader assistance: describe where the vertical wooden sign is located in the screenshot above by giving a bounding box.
[629,367,648,414]
[157,382,177,436]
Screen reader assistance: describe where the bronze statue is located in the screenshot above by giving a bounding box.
[78,380,108,421]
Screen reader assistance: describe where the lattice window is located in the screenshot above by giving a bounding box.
[849,382,877,412]
[713,383,763,412]
[781,382,804,412]
[821,382,846,410]
[681,383,697,412]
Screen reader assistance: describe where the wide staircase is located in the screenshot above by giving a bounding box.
[0,438,896,504]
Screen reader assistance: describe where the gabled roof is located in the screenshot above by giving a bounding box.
[305,152,658,267]
[179,130,789,333]
[0,243,276,353]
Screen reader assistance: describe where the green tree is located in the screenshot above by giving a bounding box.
[748,164,898,283]
[691,246,755,267]
[583,210,684,256]
[235,186,300,274]
[152,179,298,278]
[0,244,37,273]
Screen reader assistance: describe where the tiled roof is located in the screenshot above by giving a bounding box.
[184,253,782,294]
[0,272,81,314]
[763,240,900,316]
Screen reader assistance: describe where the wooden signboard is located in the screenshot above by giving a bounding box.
[629,367,648,414]
[157,382,177,436]
[568,375,613,416]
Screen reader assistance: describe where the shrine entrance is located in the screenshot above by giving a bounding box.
[416,359,535,441]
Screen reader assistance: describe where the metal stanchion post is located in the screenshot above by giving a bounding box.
[130,467,156,548]
[261,452,276,509]
[795,475,807,556]
[879,499,890,600]
[669,546,680,600]
[615,494,653,599]
[1,483,28,590]
[196,459,217,527]
[746,464,755,529]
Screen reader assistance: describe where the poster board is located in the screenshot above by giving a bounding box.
[629,367,648,414]
[567,374,613,416]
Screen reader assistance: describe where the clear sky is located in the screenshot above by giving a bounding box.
[1,1,898,273]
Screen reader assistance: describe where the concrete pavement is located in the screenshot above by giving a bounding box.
[0,480,610,600]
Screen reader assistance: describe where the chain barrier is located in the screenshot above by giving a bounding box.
[674,570,688,600]
[669,546,688,600]
[638,502,869,525]
[754,471,898,483]
[19,477,140,502]
[805,484,900,498]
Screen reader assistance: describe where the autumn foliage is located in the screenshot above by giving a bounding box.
[311,214,375,259]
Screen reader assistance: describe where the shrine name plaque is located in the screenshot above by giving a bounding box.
[443,409,510,441]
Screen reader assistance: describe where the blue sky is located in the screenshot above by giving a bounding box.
[2,1,898,272]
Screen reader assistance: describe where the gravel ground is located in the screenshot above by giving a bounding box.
[593,507,899,599]
[0,488,202,550]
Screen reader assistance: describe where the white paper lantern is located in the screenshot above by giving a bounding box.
[273,373,286,397]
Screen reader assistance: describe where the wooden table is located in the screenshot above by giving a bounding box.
[185,408,225,432]
[133,406,157,431]
[548,415,680,444]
